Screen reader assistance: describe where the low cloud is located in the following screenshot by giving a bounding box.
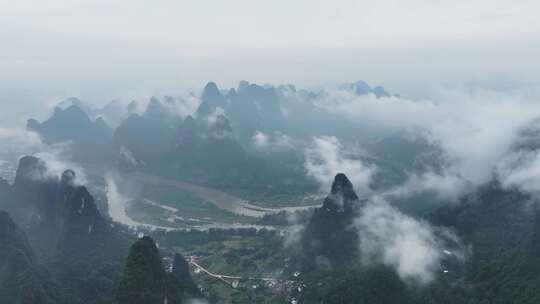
[104,171,173,231]
[104,172,140,227]
[0,128,43,159]
[149,94,201,121]
[168,94,201,119]
[0,128,87,184]
[497,150,540,194]
[385,170,470,202]
[282,211,308,249]
[33,143,89,185]
[204,107,226,126]
[494,118,540,195]
[304,136,375,195]
[119,145,144,167]
[355,197,446,284]
[317,86,540,196]
[252,131,296,151]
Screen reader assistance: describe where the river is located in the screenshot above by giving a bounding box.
[101,169,321,231]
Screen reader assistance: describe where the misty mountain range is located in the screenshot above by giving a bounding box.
[3,152,540,303]
[2,79,540,303]
[21,80,411,189]
[3,0,540,302]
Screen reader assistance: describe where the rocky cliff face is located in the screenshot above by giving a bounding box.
[302,173,363,268]
[116,237,202,304]
[9,156,110,257]
[0,156,130,303]
[0,211,56,304]
[55,170,109,256]
[0,210,35,272]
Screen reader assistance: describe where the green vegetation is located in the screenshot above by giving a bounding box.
[116,236,165,304]
[115,236,201,304]
[159,231,289,304]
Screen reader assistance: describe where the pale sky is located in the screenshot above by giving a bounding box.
[1,0,540,124]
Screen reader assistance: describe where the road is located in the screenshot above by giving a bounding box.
[187,256,292,288]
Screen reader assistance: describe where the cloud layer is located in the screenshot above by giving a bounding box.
[355,197,446,284]
[317,87,540,198]
[498,150,540,194]
[304,136,375,195]
[252,131,295,151]
[0,128,87,184]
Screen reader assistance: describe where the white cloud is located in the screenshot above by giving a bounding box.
[253,131,269,148]
[355,197,443,284]
[497,150,540,194]
[204,107,226,126]
[281,211,309,249]
[104,172,140,227]
[0,128,87,184]
[104,171,177,231]
[0,128,43,159]
[493,118,540,195]
[318,87,540,194]
[304,136,375,195]
[119,145,143,167]
[177,94,202,118]
[385,171,470,202]
[160,94,201,120]
[252,131,295,151]
[33,142,88,185]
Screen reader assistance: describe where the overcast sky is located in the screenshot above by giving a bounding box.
[1,0,540,124]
